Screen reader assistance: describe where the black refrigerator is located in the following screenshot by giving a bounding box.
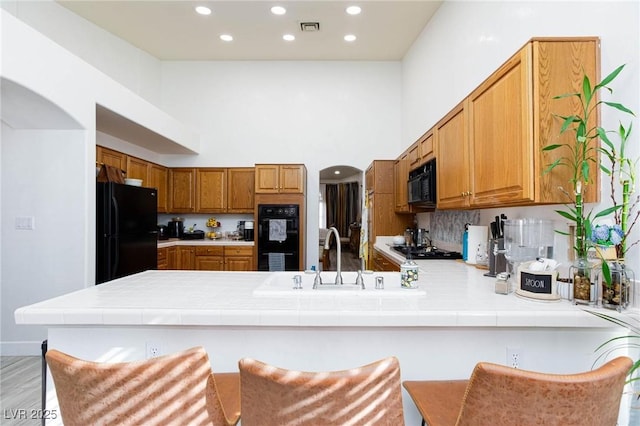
[96,182,158,284]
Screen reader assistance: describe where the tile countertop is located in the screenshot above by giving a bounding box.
[15,247,625,329]
[157,238,254,248]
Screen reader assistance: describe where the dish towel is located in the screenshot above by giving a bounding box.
[269,219,287,242]
[268,253,285,271]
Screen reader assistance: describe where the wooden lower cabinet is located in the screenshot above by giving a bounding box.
[372,249,400,272]
[177,246,196,270]
[162,245,255,271]
[195,246,225,271]
[224,246,254,271]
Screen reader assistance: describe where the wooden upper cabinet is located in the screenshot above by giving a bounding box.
[468,46,534,207]
[407,142,420,169]
[227,168,255,213]
[255,164,306,194]
[435,101,471,209]
[432,37,598,210]
[148,164,169,213]
[394,154,410,213]
[126,156,149,182]
[365,160,394,194]
[196,168,227,212]
[97,146,126,172]
[419,131,435,163]
[169,168,196,212]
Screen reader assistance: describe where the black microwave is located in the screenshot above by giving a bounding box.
[408,160,436,207]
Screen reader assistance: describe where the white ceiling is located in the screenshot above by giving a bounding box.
[56,0,442,61]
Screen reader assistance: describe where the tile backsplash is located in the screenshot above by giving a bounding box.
[418,210,480,249]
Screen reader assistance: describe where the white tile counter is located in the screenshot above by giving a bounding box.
[16,242,636,425]
[157,238,254,248]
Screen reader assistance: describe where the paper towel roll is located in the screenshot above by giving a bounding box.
[466,225,488,265]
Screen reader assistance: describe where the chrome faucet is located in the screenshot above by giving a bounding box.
[327,226,343,285]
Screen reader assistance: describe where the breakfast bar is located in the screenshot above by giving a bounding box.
[15,241,635,425]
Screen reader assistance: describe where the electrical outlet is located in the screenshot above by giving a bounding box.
[146,342,162,359]
[507,347,523,369]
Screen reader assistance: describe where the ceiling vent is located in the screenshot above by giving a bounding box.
[300,22,320,32]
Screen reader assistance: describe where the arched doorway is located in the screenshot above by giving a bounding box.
[318,165,363,271]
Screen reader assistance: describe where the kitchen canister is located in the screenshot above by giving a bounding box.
[465,225,488,265]
[400,259,419,289]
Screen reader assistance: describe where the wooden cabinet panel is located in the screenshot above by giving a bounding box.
[394,155,410,213]
[195,256,225,271]
[169,168,196,212]
[126,156,149,183]
[255,164,306,194]
[195,246,224,256]
[177,246,196,270]
[372,249,400,272]
[148,164,169,213]
[280,165,305,193]
[167,246,177,269]
[407,142,420,169]
[97,146,126,172]
[227,168,255,213]
[436,101,471,209]
[419,132,434,163]
[469,46,534,207]
[196,168,227,212]
[255,165,279,193]
[224,245,254,271]
[365,161,394,194]
[157,247,168,270]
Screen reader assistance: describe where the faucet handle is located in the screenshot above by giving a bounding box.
[355,270,364,289]
[313,270,323,289]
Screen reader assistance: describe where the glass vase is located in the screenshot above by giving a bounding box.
[598,259,633,311]
[570,257,595,305]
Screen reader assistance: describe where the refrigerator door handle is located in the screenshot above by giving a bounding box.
[112,195,119,236]
[111,236,119,279]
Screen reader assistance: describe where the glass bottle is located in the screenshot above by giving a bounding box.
[598,259,633,311]
[570,257,595,305]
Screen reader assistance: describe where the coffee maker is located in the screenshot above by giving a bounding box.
[168,217,184,238]
[244,221,254,241]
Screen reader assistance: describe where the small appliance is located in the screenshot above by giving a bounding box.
[168,217,184,238]
[157,225,168,240]
[407,159,436,207]
[244,220,254,241]
[392,245,462,260]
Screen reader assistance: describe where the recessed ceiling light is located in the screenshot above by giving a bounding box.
[220,34,233,42]
[344,34,357,42]
[334,170,341,175]
[346,6,361,15]
[195,6,211,15]
[283,34,295,42]
[271,6,286,15]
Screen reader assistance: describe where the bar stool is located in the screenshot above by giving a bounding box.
[403,356,632,426]
[46,346,240,426]
[239,356,404,425]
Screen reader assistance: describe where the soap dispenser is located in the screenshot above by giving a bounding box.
[400,255,419,289]
[462,223,470,261]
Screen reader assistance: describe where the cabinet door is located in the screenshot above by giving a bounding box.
[255,165,280,193]
[224,246,254,271]
[469,46,534,206]
[157,247,168,270]
[195,256,225,271]
[227,168,255,213]
[169,169,196,212]
[196,168,227,212]
[394,156,409,213]
[97,146,126,171]
[419,131,434,163]
[407,142,420,169]
[126,156,149,183]
[177,246,196,270]
[280,165,305,193]
[436,101,470,209]
[167,246,177,269]
[148,164,169,213]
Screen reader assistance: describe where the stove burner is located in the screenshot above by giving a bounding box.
[392,245,462,260]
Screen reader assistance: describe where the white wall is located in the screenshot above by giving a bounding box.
[160,61,403,268]
[402,1,640,268]
[0,0,163,105]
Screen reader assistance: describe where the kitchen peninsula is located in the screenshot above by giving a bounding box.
[16,238,634,425]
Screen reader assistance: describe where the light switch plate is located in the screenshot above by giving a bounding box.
[15,216,35,230]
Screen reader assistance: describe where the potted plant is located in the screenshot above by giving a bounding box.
[543,65,633,304]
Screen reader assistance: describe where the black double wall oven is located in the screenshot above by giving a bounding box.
[257,204,300,271]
